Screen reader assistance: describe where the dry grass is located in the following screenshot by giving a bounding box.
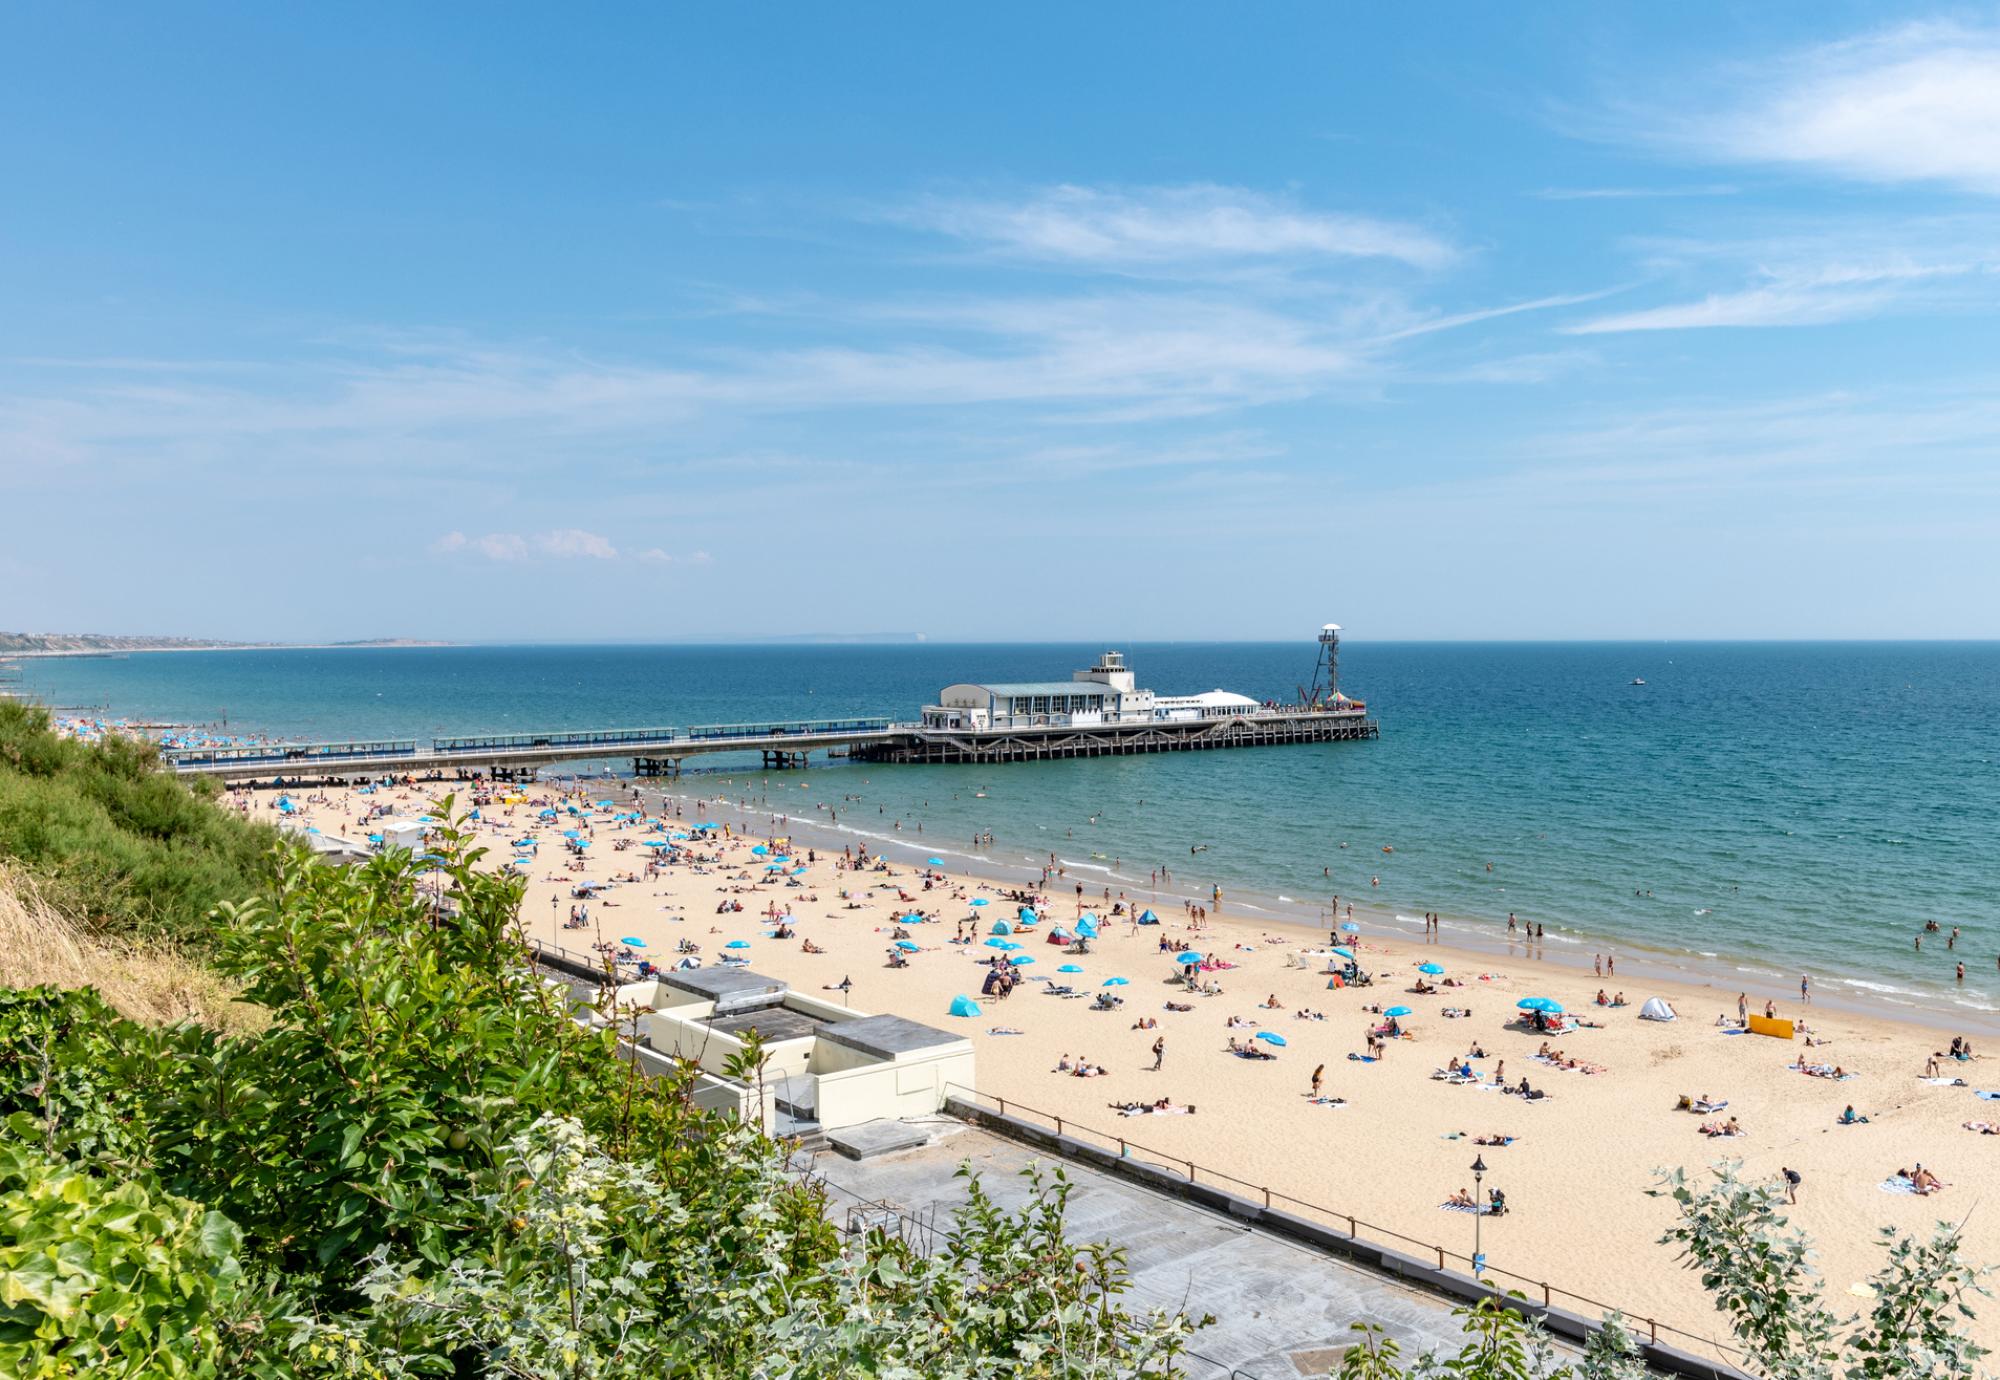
[0,867,266,1033]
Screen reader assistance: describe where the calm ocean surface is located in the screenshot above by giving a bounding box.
[20,641,2000,1016]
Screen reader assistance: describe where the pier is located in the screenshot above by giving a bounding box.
[154,635,1379,782]
[159,706,1376,782]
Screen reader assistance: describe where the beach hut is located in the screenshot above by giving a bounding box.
[948,995,981,1018]
[1639,997,1678,1022]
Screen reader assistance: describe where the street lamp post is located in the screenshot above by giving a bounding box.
[1471,1154,1487,1276]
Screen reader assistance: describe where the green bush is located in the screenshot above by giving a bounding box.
[0,703,276,944]
[0,1141,245,1379]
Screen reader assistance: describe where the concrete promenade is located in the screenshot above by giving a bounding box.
[802,1121,1535,1379]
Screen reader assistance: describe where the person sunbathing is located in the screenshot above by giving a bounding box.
[1473,1133,1514,1146]
[1262,993,1284,1009]
[1964,1121,1998,1135]
[800,939,825,954]
[1908,1165,1944,1194]
[1700,1116,1743,1138]
[1468,1042,1488,1059]
[1447,1188,1477,1209]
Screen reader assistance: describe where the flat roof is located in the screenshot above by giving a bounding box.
[706,1006,822,1044]
[953,682,1115,699]
[660,967,789,1009]
[818,1013,966,1059]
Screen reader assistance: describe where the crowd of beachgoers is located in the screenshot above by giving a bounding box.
[238,770,2000,1349]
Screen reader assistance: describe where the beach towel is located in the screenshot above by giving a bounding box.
[1879,1178,1926,1196]
[1975,1090,2000,1101]
[1347,1053,1377,1062]
[1306,1097,1347,1108]
[1919,1077,1969,1086]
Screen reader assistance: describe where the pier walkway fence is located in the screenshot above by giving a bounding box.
[940,1084,1753,1380]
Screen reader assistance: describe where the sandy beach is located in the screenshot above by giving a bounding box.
[250,775,2000,1355]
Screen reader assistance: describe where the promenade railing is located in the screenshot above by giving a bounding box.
[940,1083,1747,1371]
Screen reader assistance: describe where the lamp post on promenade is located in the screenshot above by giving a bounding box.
[1471,1154,1487,1277]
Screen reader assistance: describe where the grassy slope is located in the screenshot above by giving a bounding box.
[0,701,276,953]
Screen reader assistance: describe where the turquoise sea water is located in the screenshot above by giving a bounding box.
[18,641,2000,1018]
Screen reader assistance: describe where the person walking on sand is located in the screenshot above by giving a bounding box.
[1800,974,1811,1004]
[1310,1063,1325,1098]
[1151,1036,1165,1071]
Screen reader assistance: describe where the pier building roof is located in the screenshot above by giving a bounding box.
[949,681,1115,698]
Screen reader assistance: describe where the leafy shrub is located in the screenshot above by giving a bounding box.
[0,1142,245,1378]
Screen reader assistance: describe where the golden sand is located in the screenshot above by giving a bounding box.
[256,778,2000,1353]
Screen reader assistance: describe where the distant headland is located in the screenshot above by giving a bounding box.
[0,632,452,656]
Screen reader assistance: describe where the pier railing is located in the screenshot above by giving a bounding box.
[941,1084,1749,1374]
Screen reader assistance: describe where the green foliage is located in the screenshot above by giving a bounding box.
[0,1141,245,1378]
[0,702,275,944]
[1846,1225,1991,1379]
[302,1115,1201,1380]
[0,985,163,1168]
[150,822,629,1285]
[1652,1162,1991,1380]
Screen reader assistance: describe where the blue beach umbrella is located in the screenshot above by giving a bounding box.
[1173,951,1203,966]
[969,898,988,907]
[895,940,920,952]
[900,913,925,924]
[1518,997,1563,1014]
[725,940,750,950]
[984,938,1011,949]
[575,840,590,849]
[1419,963,1445,975]
[1007,954,1033,965]
[999,941,1022,951]
[621,937,645,947]
[1330,947,1355,960]
[1384,1005,1413,1018]
[562,830,581,839]
[1340,922,1360,933]
[1102,977,1129,987]
[927,856,944,866]
[751,845,769,855]
[765,863,783,871]
[1255,1031,1287,1047]
[1058,963,1084,973]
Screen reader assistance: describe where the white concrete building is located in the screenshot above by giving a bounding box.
[613,967,975,1136]
[922,651,1261,730]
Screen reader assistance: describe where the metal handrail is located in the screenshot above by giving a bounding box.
[941,1083,1746,1367]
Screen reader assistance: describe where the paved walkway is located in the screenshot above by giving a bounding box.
[800,1119,1540,1379]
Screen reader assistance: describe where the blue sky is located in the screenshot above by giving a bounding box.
[4,4,1999,642]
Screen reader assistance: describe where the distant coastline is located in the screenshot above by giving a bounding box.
[2,634,452,658]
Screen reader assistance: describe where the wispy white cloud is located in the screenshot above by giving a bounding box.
[1563,248,1994,333]
[433,529,619,561]
[1620,22,2000,195]
[906,183,1456,270]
